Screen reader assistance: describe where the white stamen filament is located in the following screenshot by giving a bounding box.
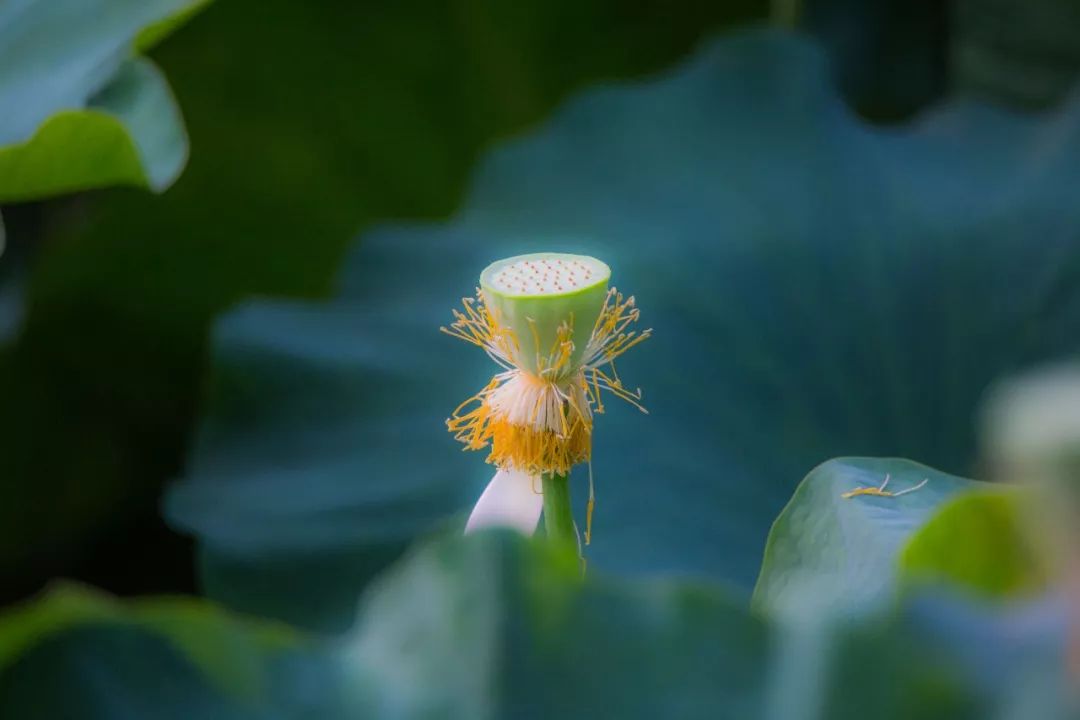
[486,370,594,436]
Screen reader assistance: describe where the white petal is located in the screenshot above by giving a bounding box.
[465,468,543,535]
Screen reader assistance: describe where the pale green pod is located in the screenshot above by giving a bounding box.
[479,253,610,376]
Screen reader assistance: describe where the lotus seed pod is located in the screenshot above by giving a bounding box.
[479,253,610,376]
[445,253,650,542]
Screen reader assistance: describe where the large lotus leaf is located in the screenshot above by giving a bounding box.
[168,28,1080,630]
[0,0,207,200]
[753,458,980,618]
[1,0,765,605]
[0,584,331,720]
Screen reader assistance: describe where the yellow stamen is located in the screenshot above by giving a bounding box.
[444,287,649,507]
[841,474,929,499]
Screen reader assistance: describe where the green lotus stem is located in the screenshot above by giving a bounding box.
[542,471,578,548]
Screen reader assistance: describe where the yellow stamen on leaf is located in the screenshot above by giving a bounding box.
[841,474,929,499]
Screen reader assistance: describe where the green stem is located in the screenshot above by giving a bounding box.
[542,471,578,549]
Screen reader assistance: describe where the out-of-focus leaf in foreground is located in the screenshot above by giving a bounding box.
[0,0,207,201]
[0,534,1063,719]
[342,532,981,720]
[752,457,1068,713]
[169,28,1080,631]
[755,458,1050,619]
[0,583,326,719]
[753,458,979,618]
[342,531,771,719]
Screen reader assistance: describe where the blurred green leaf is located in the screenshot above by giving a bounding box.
[809,613,982,720]
[168,28,1080,630]
[900,592,1070,713]
[753,458,978,618]
[341,531,986,720]
[899,489,1048,599]
[2,0,766,605]
[0,583,317,719]
[0,534,1057,718]
[343,531,771,718]
[0,0,207,201]
[0,58,186,201]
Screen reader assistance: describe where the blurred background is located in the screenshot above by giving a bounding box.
[3,0,1080,716]
[1,0,767,604]
[9,0,1080,609]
